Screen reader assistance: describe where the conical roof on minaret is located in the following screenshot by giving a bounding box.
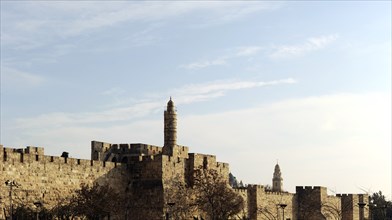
[167,97,175,108]
[274,163,281,172]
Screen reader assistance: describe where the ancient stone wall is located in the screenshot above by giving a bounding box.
[234,187,249,219]
[91,140,111,161]
[322,195,342,220]
[92,140,163,163]
[296,186,326,220]
[337,193,369,220]
[186,153,229,188]
[0,145,130,219]
[173,145,189,158]
[248,185,296,220]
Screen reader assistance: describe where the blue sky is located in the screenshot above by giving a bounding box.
[1,1,391,198]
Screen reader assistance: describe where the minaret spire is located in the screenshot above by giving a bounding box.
[272,163,283,192]
[163,97,177,156]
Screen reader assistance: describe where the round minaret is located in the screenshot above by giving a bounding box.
[164,97,177,155]
[272,163,283,192]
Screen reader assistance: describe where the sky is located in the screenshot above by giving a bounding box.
[1,1,391,199]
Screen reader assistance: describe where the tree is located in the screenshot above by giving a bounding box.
[369,191,392,220]
[258,206,278,220]
[70,183,125,220]
[11,204,53,220]
[193,167,244,220]
[163,178,196,219]
[50,197,77,220]
[321,199,351,220]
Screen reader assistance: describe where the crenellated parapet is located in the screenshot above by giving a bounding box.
[187,153,229,179]
[91,140,163,163]
[1,146,127,172]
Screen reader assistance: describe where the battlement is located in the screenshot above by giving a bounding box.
[246,184,292,195]
[111,143,163,154]
[2,145,44,155]
[1,146,124,170]
[25,146,45,155]
[337,193,355,197]
[264,190,292,195]
[296,186,326,191]
[91,141,164,161]
[177,145,189,152]
[234,187,248,193]
[217,161,228,168]
[247,184,265,190]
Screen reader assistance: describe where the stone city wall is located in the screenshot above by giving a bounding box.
[337,193,369,220]
[248,185,296,220]
[0,145,130,219]
[91,140,163,162]
[234,187,249,219]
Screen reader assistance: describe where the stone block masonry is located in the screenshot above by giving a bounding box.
[0,145,130,219]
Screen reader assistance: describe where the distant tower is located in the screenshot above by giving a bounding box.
[163,97,177,156]
[272,163,283,192]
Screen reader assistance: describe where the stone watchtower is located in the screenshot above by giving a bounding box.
[162,97,177,156]
[272,163,283,192]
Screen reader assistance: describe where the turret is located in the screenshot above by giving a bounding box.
[163,97,177,156]
[272,163,283,192]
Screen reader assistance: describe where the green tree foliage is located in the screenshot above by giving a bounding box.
[369,191,392,220]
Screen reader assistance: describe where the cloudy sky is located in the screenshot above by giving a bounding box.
[1,1,391,198]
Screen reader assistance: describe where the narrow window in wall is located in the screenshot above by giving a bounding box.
[20,153,24,163]
[3,151,7,161]
[203,157,208,169]
[93,151,99,160]
[35,155,39,161]
[50,156,54,162]
[77,159,81,165]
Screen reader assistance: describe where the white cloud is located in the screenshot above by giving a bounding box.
[3,2,279,49]
[102,87,126,96]
[179,59,227,70]
[1,67,46,88]
[10,78,296,128]
[180,46,263,70]
[172,78,296,98]
[180,34,338,70]
[270,34,339,58]
[235,46,263,56]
